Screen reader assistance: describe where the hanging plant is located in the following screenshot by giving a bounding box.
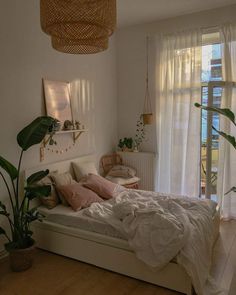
[134,116,146,150]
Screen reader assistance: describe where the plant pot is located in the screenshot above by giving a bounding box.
[8,242,35,272]
[142,113,153,125]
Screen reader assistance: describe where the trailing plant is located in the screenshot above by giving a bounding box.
[134,116,146,149]
[195,103,236,195]
[0,116,57,250]
[118,137,133,150]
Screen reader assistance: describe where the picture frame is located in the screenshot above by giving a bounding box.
[43,79,73,129]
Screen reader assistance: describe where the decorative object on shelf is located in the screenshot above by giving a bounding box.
[74,120,81,130]
[0,116,56,271]
[142,36,153,125]
[43,79,72,129]
[63,120,74,130]
[118,137,133,152]
[134,116,146,152]
[40,0,116,54]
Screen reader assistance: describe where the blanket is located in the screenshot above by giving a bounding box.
[83,190,221,295]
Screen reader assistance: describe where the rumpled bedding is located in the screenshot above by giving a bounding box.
[83,189,222,295]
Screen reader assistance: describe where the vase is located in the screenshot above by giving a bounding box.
[8,242,35,272]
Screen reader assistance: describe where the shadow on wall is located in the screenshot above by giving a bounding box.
[70,79,96,154]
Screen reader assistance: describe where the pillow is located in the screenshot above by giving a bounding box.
[51,172,76,206]
[37,174,59,209]
[107,165,136,178]
[72,161,98,181]
[83,173,118,199]
[57,183,103,211]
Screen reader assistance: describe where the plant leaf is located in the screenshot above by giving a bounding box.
[225,186,236,195]
[25,185,51,200]
[195,103,236,126]
[212,126,236,149]
[0,227,6,235]
[0,156,18,180]
[17,116,55,151]
[27,169,49,185]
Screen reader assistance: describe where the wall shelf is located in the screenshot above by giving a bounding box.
[43,129,88,147]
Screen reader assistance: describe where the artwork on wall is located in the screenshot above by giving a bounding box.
[43,79,73,130]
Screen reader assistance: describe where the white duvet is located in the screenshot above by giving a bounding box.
[83,189,224,295]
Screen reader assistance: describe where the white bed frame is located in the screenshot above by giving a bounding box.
[25,155,220,295]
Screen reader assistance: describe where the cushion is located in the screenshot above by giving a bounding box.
[105,175,140,186]
[57,183,103,211]
[51,172,76,206]
[83,173,119,199]
[107,165,136,178]
[37,174,59,209]
[72,161,98,181]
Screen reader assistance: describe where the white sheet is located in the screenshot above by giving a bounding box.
[83,190,221,295]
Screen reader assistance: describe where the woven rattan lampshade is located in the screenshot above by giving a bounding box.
[40,0,116,54]
[51,36,109,54]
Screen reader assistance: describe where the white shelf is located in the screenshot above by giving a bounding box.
[43,129,88,146]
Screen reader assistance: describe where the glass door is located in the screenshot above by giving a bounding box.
[201,43,222,199]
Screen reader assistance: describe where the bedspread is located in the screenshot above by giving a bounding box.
[83,190,220,295]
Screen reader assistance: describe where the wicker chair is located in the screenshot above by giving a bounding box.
[100,153,140,189]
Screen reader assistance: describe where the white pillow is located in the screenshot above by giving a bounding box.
[72,161,98,181]
[51,172,76,206]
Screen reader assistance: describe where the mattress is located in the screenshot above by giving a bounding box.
[38,204,126,240]
[38,197,219,242]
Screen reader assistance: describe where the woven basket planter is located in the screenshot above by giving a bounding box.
[8,242,35,272]
[142,113,154,125]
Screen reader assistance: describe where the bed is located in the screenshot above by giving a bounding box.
[25,155,220,295]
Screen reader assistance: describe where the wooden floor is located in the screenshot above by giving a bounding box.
[0,221,236,295]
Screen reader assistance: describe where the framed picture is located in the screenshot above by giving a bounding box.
[43,79,73,129]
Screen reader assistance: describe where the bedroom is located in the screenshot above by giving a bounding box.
[0,1,236,294]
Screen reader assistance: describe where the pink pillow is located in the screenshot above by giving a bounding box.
[83,173,117,199]
[57,183,103,211]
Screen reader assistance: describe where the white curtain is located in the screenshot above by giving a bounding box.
[217,24,236,219]
[156,29,202,198]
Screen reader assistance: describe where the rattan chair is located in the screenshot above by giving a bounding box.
[100,153,140,189]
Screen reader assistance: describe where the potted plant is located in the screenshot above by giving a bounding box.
[118,137,133,151]
[195,103,236,194]
[0,116,56,271]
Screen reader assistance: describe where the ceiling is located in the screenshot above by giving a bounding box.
[117,0,236,27]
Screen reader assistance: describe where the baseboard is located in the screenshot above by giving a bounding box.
[0,249,8,260]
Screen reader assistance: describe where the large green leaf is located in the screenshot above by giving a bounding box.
[17,116,55,151]
[195,103,236,126]
[0,156,18,180]
[25,185,51,200]
[27,169,49,185]
[212,126,236,149]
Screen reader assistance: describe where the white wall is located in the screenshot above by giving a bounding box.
[0,1,117,252]
[117,4,236,153]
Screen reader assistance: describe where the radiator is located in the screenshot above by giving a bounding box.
[117,151,157,191]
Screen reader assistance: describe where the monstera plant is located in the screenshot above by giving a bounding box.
[195,103,236,195]
[0,116,56,271]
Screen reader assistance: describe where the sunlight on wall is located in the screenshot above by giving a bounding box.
[70,79,96,154]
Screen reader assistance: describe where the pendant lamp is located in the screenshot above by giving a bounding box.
[142,36,153,125]
[40,0,116,54]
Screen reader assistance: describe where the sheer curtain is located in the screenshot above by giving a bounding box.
[156,29,202,198]
[217,23,236,219]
